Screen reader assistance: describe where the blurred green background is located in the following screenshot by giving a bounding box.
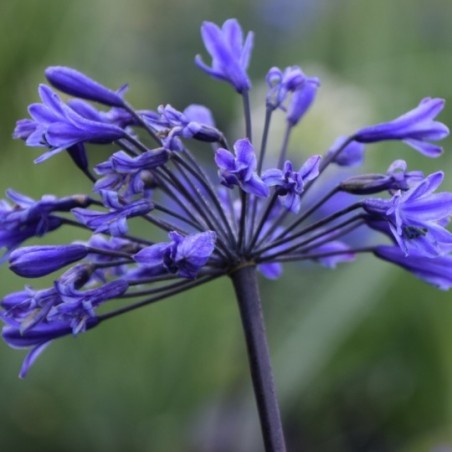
[1,0,452,450]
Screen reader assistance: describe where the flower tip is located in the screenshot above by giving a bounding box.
[44,65,64,77]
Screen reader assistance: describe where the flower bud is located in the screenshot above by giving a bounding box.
[45,66,126,107]
[9,245,88,278]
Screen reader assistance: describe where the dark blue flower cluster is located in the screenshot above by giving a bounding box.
[1,18,451,380]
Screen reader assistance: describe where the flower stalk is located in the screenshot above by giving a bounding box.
[230,264,286,452]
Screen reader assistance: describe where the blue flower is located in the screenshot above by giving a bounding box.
[215,138,269,197]
[1,316,99,378]
[354,97,449,157]
[16,85,127,163]
[262,156,321,213]
[94,149,168,197]
[146,104,222,151]
[195,19,253,93]
[52,279,128,333]
[133,231,216,279]
[0,190,89,259]
[363,171,452,256]
[2,286,61,333]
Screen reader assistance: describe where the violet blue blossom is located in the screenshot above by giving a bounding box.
[133,231,216,279]
[354,97,449,157]
[262,156,321,213]
[195,19,253,93]
[16,85,127,163]
[215,138,268,197]
[2,18,452,450]
[363,171,452,256]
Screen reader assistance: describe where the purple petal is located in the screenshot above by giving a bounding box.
[19,341,51,379]
[402,139,443,157]
[134,243,171,266]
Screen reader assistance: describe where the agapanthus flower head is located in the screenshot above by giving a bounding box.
[2,17,451,390]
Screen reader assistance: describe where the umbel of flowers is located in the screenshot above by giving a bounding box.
[1,18,451,451]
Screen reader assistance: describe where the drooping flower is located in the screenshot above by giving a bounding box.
[94,149,169,197]
[16,84,127,163]
[52,279,128,333]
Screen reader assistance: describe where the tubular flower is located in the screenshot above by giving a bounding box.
[195,19,253,93]
[1,17,452,450]
[363,171,452,256]
[354,97,449,157]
